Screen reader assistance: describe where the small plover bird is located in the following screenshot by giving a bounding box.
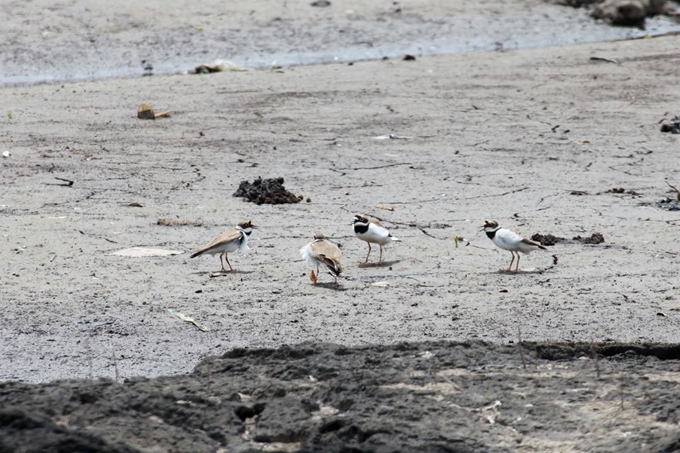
[482,219,546,273]
[190,220,254,272]
[352,214,399,264]
[300,231,343,285]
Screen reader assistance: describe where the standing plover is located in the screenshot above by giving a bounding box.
[300,231,343,285]
[352,214,399,264]
[190,220,254,272]
[482,219,546,273]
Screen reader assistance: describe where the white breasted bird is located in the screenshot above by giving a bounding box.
[190,220,254,272]
[300,231,343,285]
[352,214,399,264]
[482,219,546,273]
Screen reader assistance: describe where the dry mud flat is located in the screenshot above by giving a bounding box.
[1,342,680,452]
[2,36,680,384]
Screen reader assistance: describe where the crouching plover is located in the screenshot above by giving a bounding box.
[190,220,254,272]
[352,214,399,264]
[482,219,546,273]
[300,231,343,285]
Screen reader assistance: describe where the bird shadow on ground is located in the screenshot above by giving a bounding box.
[313,282,348,291]
[357,260,400,268]
[190,270,255,277]
[491,267,547,275]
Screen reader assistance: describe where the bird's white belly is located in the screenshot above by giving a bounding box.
[493,235,515,251]
[357,230,390,245]
[493,233,535,254]
[207,238,243,255]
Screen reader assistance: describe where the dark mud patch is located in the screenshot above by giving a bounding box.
[531,233,566,246]
[233,177,303,205]
[606,187,641,197]
[573,232,605,244]
[531,232,606,246]
[2,341,679,453]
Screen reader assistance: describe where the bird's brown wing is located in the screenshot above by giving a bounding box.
[370,218,384,227]
[311,240,343,274]
[521,237,547,250]
[191,228,242,257]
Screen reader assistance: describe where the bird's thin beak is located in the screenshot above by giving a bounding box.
[479,226,486,232]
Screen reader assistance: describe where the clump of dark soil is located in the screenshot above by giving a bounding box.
[233,177,303,205]
[531,233,566,246]
[660,115,680,134]
[573,232,605,244]
[607,187,641,196]
[1,341,679,453]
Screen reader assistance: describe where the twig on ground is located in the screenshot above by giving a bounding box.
[418,228,436,239]
[526,114,553,126]
[47,177,74,187]
[464,187,528,200]
[350,163,413,171]
[589,56,619,64]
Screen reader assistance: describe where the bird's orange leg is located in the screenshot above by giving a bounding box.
[506,252,515,273]
[361,243,372,264]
